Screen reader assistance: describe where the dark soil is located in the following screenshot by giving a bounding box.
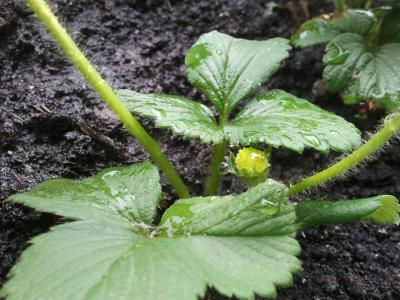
[0,0,399,299]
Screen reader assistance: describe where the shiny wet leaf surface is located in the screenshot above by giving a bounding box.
[185,31,291,114]
[224,90,362,153]
[323,33,400,111]
[292,9,375,48]
[2,163,301,300]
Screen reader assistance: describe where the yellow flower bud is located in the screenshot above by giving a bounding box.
[235,148,270,182]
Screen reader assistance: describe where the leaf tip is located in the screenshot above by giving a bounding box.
[367,195,400,225]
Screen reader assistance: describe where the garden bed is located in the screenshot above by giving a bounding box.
[0,0,399,299]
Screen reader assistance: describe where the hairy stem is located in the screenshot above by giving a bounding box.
[28,0,190,198]
[289,114,400,196]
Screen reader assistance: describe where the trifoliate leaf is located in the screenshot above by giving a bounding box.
[160,179,296,237]
[185,31,290,114]
[118,90,224,144]
[224,90,362,153]
[292,10,376,48]
[0,220,301,300]
[119,89,361,153]
[3,166,302,300]
[323,33,400,111]
[7,162,161,226]
[379,8,400,44]
[295,195,400,229]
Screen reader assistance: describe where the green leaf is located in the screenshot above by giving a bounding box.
[160,179,296,237]
[118,89,224,144]
[292,10,376,48]
[1,220,301,300]
[296,195,400,229]
[88,235,300,300]
[379,8,400,44]
[119,89,360,153]
[0,221,144,300]
[323,33,400,111]
[364,195,400,225]
[185,31,290,114]
[3,177,302,300]
[223,90,361,153]
[7,162,161,226]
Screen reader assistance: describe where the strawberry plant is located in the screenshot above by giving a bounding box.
[292,3,400,111]
[1,1,400,300]
[118,30,362,194]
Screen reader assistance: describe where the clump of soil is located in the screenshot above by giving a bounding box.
[1,0,399,299]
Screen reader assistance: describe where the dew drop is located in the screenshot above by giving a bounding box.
[299,31,309,39]
[258,198,280,216]
[101,170,120,179]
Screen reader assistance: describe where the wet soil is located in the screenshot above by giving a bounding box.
[0,0,399,299]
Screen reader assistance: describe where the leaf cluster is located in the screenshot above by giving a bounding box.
[2,162,399,300]
[292,6,400,111]
[119,31,361,154]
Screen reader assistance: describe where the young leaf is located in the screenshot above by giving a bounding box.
[118,89,224,143]
[296,195,400,229]
[2,166,302,300]
[292,10,376,48]
[7,162,161,226]
[224,90,362,153]
[323,33,400,111]
[185,31,291,114]
[160,179,296,236]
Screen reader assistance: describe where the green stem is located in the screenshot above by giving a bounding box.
[204,113,229,196]
[334,0,347,12]
[28,0,190,199]
[204,141,228,196]
[367,18,382,49]
[289,114,400,196]
[364,0,374,9]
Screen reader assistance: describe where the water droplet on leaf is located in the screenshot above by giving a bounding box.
[256,198,280,216]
